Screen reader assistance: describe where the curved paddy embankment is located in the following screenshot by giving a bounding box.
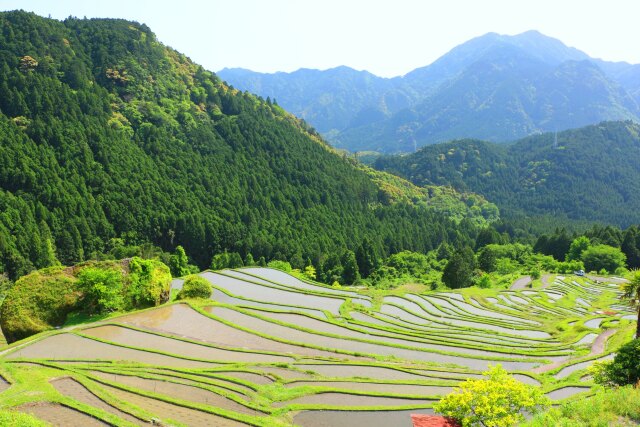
[1,268,634,426]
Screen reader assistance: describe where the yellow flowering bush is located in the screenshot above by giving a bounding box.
[434,365,550,427]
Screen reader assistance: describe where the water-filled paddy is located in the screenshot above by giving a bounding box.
[17,403,109,427]
[90,371,259,415]
[293,408,434,427]
[83,324,295,363]
[6,333,216,368]
[98,382,248,427]
[275,392,434,408]
[546,386,592,400]
[201,272,344,314]
[208,306,541,370]
[285,381,455,396]
[116,304,336,358]
[51,377,143,425]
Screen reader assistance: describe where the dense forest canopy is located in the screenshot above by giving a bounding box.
[374,121,640,228]
[0,11,496,280]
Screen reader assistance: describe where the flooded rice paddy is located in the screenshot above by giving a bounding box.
[2,268,631,426]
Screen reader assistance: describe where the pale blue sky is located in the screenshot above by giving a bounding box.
[1,0,638,77]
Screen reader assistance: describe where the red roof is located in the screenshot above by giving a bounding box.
[411,414,462,427]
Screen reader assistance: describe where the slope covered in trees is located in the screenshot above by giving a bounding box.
[0,11,494,280]
[374,121,640,227]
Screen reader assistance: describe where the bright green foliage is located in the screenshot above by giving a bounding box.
[126,257,172,308]
[177,275,212,299]
[581,244,626,273]
[77,267,124,313]
[523,385,640,427]
[168,245,189,277]
[0,409,50,426]
[530,268,541,280]
[244,253,256,266]
[434,365,550,427]
[442,247,475,289]
[0,257,171,342]
[566,236,591,261]
[267,260,292,272]
[623,270,640,338]
[303,264,317,280]
[0,267,80,342]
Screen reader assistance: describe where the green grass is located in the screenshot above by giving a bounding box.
[0,409,51,426]
[523,386,640,426]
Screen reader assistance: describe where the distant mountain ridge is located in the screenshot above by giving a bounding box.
[373,121,640,227]
[219,31,640,153]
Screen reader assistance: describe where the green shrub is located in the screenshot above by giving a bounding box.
[77,267,124,313]
[126,257,172,308]
[581,244,626,274]
[267,260,292,272]
[523,385,640,426]
[0,258,171,343]
[435,365,549,426]
[177,275,212,299]
[0,267,80,342]
[593,338,640,386]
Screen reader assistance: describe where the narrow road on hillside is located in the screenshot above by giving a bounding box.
[510,276,531,290]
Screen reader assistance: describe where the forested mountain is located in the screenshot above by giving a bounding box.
[0,11,496,280]
[219,31,640,153]
[374,121,640,227]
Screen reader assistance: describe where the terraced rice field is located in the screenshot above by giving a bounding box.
[0,268,636,426]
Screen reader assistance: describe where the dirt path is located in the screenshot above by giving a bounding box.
[510,276,532,290]
[540,274,554,289]
[590,328,617,354]
[532,328,617,374]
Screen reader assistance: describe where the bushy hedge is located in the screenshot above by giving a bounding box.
[0,258,171,343]
[0,266,80,342]
[177,275,212,300]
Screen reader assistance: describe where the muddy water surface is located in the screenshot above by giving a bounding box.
[51,377,143,425]
[275,392,434,408]
[293,408,434,427]
[114,304,334,358]
[6,333,214,368]
[99,382,250,427]
[90,371,259,415]
[83,324,294,363]
[17,402,109,427]
[285,381,454,396]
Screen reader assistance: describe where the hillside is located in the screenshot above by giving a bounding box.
[0,11,499,280]
[374,121,640,227]
[220,31,640,153]
[0,267,635,425]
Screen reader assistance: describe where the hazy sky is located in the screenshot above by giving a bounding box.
[2,0,639,77]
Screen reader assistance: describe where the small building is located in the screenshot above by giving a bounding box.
[410,414,461,427]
